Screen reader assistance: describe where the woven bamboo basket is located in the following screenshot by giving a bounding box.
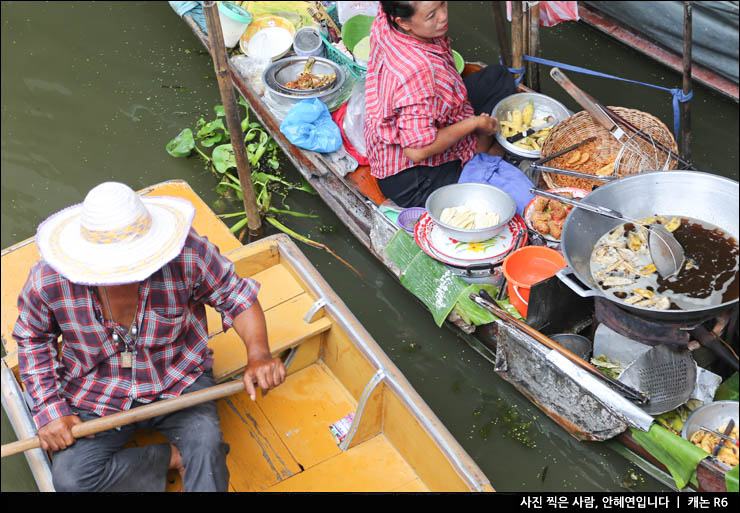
[540,107,679,190]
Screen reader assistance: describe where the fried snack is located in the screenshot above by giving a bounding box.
[566,151,582,165]
[547,221,562,239]
[545,138,620,190]
[533,196,549,213]
[531,211,551,224]
[576,152,590,165]
[533,219,550,234]
[690,424,740,467]
[549,200,567,220]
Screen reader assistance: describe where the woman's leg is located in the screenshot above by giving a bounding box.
[463,64,516,116]
[378,160,462,208]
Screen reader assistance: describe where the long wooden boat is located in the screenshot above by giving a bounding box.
[173,12,737,492]
[0,180,493,492]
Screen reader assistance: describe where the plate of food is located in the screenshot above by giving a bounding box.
[415,211,527,266]
[524,187,588,243]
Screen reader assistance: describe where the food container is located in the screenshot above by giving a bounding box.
[502,246,567,317]
[263,56,346,99]
[523,186,588,248]
[397,207,426,234]
[240,16,296,61]
[425,183,516,243]
[217,2,252,49]
[550,333,592,361]
[682,400,739,465]
[492,92,570,159]
[293,26,324,57]
[452,49,464,74]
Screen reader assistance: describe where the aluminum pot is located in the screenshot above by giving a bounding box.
[557,171,739,322]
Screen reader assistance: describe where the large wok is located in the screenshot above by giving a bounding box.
[558,171,739,323]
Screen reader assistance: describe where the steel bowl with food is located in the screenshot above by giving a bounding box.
[492,92,571,159]
[425,183,516,243]
[263,56,346,101]
[682,401,739,467]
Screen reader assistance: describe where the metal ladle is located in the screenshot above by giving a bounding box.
[530,188,686,278]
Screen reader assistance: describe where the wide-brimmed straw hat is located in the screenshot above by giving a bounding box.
[36,182,196,285]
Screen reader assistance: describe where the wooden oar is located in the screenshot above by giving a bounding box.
[1,380,245,458]
[472,291,649,405]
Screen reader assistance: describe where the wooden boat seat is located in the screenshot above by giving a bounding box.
[345,164,387,206]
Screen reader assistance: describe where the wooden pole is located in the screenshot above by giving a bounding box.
[203,1,263,241]
[1,381,246,458]
[681,1,692,160]
[491,1,511,68]
[528,2,541,92]
[511,1,524,84]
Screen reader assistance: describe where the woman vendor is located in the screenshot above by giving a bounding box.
[364,1,516,208]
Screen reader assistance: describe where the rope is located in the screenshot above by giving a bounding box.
[504,55,693,140]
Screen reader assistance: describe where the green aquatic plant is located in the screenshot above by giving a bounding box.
[166,99,358,275]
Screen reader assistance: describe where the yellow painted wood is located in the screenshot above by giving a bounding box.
[265,435,420,492]
[224,241,281,279]
[1,240,39,363]
[209,294,332,382]
[321,326,377,402]
[217,391,301,491]
[256,363,355,469]
[382,388,469,492]
[284,336,321,376]
[204,263,307,337]
[394,478,430,492]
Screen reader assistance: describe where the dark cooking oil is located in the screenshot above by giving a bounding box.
[656,217,739,307]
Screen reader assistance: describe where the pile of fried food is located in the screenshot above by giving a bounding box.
[499,102,553,152]
[283,57,336,90]
[591,216,683,310]
[529,193,574,240]
[690,424,739,467]
[546,138,619,190]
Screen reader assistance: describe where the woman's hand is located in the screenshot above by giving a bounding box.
[475,113,498,136]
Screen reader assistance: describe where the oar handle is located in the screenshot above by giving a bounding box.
[550,68,618,133]
[473,292,648,405]
[1,380,246,459]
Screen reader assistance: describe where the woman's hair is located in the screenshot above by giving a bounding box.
[381,1,416,30]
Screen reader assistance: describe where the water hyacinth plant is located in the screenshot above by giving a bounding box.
[166,98,360,276]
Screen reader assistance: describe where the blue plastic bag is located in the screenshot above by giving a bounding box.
[458,154,535,216]
[279,98,342,153]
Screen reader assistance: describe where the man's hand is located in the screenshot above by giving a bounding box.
[475,113,498,136]
[242,355,286,401]
[38,414,82,452]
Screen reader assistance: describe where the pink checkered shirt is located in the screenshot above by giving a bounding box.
[13,228,260,429]
[364,8,477,179]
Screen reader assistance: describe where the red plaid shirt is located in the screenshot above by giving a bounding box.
[364,8,477,179]
[13,228,260,429]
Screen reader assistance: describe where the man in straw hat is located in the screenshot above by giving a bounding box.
[12,181,286,492]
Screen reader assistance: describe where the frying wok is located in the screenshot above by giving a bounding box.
[557,171,739,322]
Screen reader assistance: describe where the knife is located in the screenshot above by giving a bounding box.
[506,116,556,143]
[711,419,736,458]
[699,425,739,447]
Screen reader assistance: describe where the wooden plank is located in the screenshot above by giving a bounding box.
[224,240,281,279]
[284,336,322,376]
[345,383,385,450]
[382,388,469,492]
[264,435,419,492]
[217,391,301,491]
[256,363,355,469]
[321,326,377,402]
[209,294,332,382]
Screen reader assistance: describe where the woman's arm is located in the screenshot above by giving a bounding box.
[403,114,497,163]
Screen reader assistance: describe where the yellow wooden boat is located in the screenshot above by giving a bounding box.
[1,180,493,493]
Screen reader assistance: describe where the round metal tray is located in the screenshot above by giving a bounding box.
[263,56,345,99]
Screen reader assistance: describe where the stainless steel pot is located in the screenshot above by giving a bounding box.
[558,171,739,322]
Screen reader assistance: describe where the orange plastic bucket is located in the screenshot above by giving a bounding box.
[502,246,567,318]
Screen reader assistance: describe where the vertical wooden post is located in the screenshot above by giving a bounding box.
[528,2,541,92]
[203,1,263,240]
[491,1,511,68]
[511,1,524,85]
[681,1,692,160]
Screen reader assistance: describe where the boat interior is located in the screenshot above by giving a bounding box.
[1,181,491,493]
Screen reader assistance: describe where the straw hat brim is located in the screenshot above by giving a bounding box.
[36,196,195,286]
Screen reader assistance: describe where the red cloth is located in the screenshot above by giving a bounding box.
[14,228,260,429]
[506,2,579,27]
[363,5,476,179]
[331,102,369,166]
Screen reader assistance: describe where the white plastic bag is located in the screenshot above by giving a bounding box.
[231,55,271,96]
[337,1,379,25]
[342,79,367,156]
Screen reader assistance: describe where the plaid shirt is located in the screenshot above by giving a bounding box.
[13,228,260,429]
[364,8,477,179]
